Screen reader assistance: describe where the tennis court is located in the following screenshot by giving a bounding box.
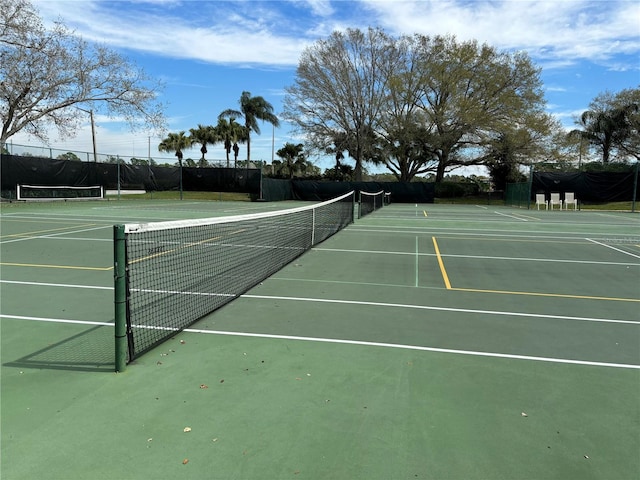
[1,198,639,480]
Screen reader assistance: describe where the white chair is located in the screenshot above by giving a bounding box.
[535,193,547,210]
[564,192,577,210]
[549,193,561,210]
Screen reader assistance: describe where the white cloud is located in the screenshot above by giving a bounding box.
[362,0,640,67]
[32,0,640,70]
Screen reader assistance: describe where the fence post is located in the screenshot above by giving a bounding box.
[527,165,534,209]
[632,162,638,213]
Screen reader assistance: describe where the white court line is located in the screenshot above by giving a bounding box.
[493,211,528,221]
[314,247,640,266]
[1,313,638,370]
[0,280,112,290]
[0,225,110,244]
[586,238,640,260]
[0,314,112,327]
[2,280,638,325]
[243,294,639,325]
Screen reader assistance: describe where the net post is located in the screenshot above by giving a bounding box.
[113,224,128,372]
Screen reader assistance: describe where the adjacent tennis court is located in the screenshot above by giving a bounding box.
[1,198,639,480]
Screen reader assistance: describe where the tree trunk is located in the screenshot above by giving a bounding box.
[435,152,447,182]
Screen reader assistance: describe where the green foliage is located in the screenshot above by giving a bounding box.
[219,91,279,162]
[435,182,481,198]
[581,161,635,172]
[324,164,355,181]
[215,117,247,168]
[56,151,81,161]
[130,157,157,166]
[189,124,218,166]
[569,88,640,163]
[285,28,550,183]
[158,131,192,165]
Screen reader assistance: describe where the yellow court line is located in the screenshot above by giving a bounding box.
[130,236,220,264]
[423,210,428,217]
[429,237,636,302]
[431,237,452,289]
[451,287,640,303]
[0,223,97,239]
[0,262,112,271]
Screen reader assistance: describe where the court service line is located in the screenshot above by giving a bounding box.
[3,279,636,324]
[315,247,639,267]
[0,263,112,271]
[586,238,640,260]
[0,280,112,289]
[493,211,528,221]
[0,314,112,327]
[0,225,110,244]
[243,294,639,325]
[0,223,97,239]
[1,313,638,370]
[182,328,640,370]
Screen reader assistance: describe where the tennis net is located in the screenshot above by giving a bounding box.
[113,191,355,367]
[17,184,104,200]
[358,190,387,218]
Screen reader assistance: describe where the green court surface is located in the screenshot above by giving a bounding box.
[1,199,639,480]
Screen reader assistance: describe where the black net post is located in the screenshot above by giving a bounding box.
[114,224,128,372]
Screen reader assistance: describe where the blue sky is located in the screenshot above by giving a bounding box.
[12,0,640,173]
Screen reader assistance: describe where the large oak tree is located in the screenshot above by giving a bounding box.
[0,0,165,145]
[284,28,552,182]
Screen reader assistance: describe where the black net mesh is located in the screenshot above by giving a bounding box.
[358,190,386,218]
[122,192,354,360]
[17,184,103,200]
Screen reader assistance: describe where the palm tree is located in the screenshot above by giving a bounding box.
[158,131,192,199]
[215,117,247,168]
[570,104,638,163]
[189,124,218,167]
[219,91,280,163]
[275,142,306,179]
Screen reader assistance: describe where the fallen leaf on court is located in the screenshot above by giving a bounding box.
[184,427,192,433]
[147,438,153,442]
[182,459,189,465]
[212,438,218,442]
[200,384,208,389]
[521,412,528,417]
[220,379,224,383]
[584,455,589,459]
[180,340,186,344]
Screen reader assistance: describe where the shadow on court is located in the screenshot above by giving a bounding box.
[3,324,114,372]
